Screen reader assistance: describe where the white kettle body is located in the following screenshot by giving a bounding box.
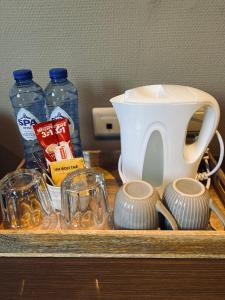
[110,85,220,192]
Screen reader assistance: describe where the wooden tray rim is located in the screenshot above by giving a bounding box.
[1,229,225,259]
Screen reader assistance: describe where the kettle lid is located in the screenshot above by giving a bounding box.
[124,84,214,104]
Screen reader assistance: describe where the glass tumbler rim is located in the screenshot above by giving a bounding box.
[61,168,105,193]
[0,168,42,195]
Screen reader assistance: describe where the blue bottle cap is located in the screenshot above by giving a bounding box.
[13,69,33,81]
[49,68,68,80]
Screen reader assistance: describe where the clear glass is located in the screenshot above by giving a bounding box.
[0,169,56,229]
[61,168,110,229]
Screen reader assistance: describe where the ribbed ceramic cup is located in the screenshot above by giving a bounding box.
[163,178,225,230]
[113,180,178,230]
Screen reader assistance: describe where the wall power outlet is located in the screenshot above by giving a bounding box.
[92,107,120,137]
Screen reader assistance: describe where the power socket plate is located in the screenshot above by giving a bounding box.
[92,107,120,137]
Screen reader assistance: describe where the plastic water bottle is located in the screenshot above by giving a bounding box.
[9,69,47,168]
[45,68,82,157]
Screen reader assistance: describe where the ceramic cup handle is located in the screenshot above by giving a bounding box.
[209,198,225,229]
[156,200,178,230]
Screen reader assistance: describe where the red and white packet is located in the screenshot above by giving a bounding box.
[33,118,74,165]
[53,118,74,160]
[33,121,58,164]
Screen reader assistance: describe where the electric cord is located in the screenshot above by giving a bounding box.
[204,154,211,190]
[196,130,224,185]
[199,149,211,189]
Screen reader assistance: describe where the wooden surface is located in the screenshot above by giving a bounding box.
[210,153,225,206]
[1,257,225,300]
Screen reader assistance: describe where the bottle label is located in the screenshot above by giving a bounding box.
[50,106,74,136]
[17,108,39,141]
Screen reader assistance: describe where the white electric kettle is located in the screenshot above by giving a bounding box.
[110,85,220,192]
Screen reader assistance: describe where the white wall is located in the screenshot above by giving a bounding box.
[0,0,225,158]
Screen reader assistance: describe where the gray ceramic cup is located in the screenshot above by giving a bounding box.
[113,180,178,230]
[163,178,225,230]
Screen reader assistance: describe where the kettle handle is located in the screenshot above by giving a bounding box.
[185,102,220,162]
[118,155,127,183]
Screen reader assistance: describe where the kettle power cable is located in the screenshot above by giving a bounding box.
[196,130,224,183]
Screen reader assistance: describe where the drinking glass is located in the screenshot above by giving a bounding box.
[0,169,56,229]
[61,168,110,229]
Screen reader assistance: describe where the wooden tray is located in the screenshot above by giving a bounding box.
[0,151,224,259]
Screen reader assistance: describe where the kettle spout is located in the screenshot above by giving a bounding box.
[110,94,124,122]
